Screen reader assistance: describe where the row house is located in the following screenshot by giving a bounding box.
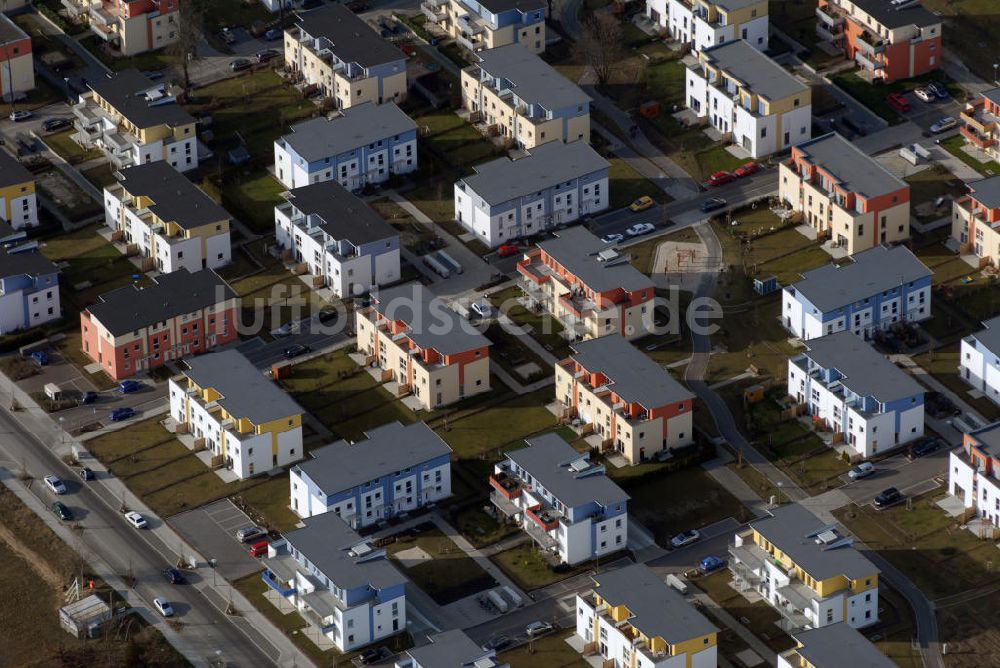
[422,0,546,54]
[283,5,407,110]
[290,421,452,526]
[396,630,508,668]
[103,162,231,274]
[788,330,924,459]
[647,0,768,54]
[355,284,492,410]
[274,181,401,299]
[686,39,811,158]
[959,316,1000,406]
[0,150,38,230]
[576,563,718,668]
[0,247,60,334]
[949,424,1000,527]
[781,244,932,341]
[490,433,629,565]
[729,503,880,630]
[0,14,34,102]
[778,623,895,668]
[80,268,239,380]
[555,334,693,464]
[64,0,179,56]
[959,88,1000,164]
[460,44,590,149]
[168,350,304,480]
[73,69,198,172]
[517,226,655,341]
[816,0,941,84]
[779,132,910,255]
[262,512,406,652]
[951,175,1000,268]
[273,102,417,190]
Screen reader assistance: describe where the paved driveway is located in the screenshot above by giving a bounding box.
[171,499,264,581]
[837,448,948,505]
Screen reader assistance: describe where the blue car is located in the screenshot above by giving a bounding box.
[699,555,726,574]
[109,407,135,422]
[264,28,281,41]
[31,350,49,366]
[118,380,141,394]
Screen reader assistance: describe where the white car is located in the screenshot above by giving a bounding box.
[848,461,875,480]
[125,511,148,529]
[930,116,957,134]
[43,475,66,495]
[625,223,655,237]
[914,87,934,103]
[670,529,702,548]
[600,233,624,244]
[525,621,553,638]
[471,300,493,319]
[153,597,174,618]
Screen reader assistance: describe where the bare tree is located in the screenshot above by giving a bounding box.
[579,14,625,88]
[168,1,206,95]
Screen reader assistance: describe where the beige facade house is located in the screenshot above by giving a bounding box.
[63,0,180,56]
[422,0,546,54]
[0,13,33,102]
[952,175,1000,268]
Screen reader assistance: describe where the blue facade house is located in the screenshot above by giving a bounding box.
[0,247,61,334]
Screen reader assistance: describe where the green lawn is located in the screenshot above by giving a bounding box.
[940,134,1000,177]
[490,286,571,357]
[43,130,103,165]
[39,223,111,261]
[80,163,118,190]
[436,388,556,459]
[498,632,587,667]
[232,476,300,532]
[922,0,1000,84]
[454,507,520,548]
[491,542,601,591]
[830,71,903,124]
[905,165,966,221]
[911,346,1000,422]
[646,58,687,108]
[608,157,669,209]
[695,144,749,180]
[386,524,497,605]
[78,35,177,72]
[695,570,796,653]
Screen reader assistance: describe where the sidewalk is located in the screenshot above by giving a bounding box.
[702,453,769,519]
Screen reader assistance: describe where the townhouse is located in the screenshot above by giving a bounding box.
[959,316,1000,406]
[168,350,304,479]
[729,503,880,630]
[788,330,924,458]
[778,623,895,668]
[423,0,546,55]
[555,334,694,464]
[104,162,231,274]
[951,175,1000,267]
[273,102,417,190]
[73,69,198,172]
[816,0,941,84]
[781,244,932,341]
[959,88,1000,164]
[0,150,38,230]
[396,630,508,668]
[780,132,910,255]
[80,268,240,380]
[0,247,61,334]
[355,284,491,410]
[0,13,34,102]
[576,563,718,668]
[686,39,811,158]
[290,421,452,525]
[274,181,401,298]
[64,0,180,56]
[460,44,591,148]
[491,433,628,564]
[517,226,656,341]
[283,5,407,110]
[647,0,769,54]
[262,512,406,652]
[949,424,1000,527]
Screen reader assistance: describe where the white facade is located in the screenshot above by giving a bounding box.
[0,189,38,230]
[0,279,59,333]
[949,450,996,517]
[649,0,768,53]
[274,128,417,191]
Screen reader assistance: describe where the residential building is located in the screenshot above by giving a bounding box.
[290,421,452,525]
[781,244,932,341]
[283,5,407,109]
[0,219,27,248]
[454,141,608,246]
[685,39,811,158]
[778,623,895,668]
[396,630,508,668]
[729,503,880,630]
[647,0,768,54]
[788,330,924,458]
[356,284,491,410]
[576,563,717,668]
[422,0,546,54]
[959,88,1000,163]
[0,247,60,334]
[0,13,33,102]
[73,69,198,172]
[273,102,417,190]
[816,0,941,83]
[952,175,1000,267]
[959,316,1000,405]
[491,433,628,564]
[0,150,38,230]
[780,133,910,254]
[460,44,590,148]
[948,423,1000,526]
[261,512,406,652]
[517,226,655,341]
[80,268,239,380]
[103,162,231,274]
[555,334,693,463]
[274,181,401,298]
[63,0,180,56]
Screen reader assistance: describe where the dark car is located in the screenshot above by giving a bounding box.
[42,117,71,132]
[482,635,510,651]
[78,467,95,481]
[874,487,903,509]
[109,407,135,422]
[264,28,282,41]
[317,308,338,325]
[118,379,141,394]
[252,49,279,64]
[909,436,942,459]
[283,344,310,360]
[230,58,252,72]
[162,568,186,584]
[699,555,726,573]
[80,391,98,405]
[927,81,949,100]
[31,350,49,366]
[52,501,73,521]
[701,197,727,213]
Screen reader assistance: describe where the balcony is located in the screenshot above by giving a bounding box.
[421,0,447,22]
[455,31,485,53]
[854,31,886,55]
[815,4,843,26]
[961,124,997,151]
[525,503,561,532]
[522,515,559,551]
[816,21,843,43]
[490,472,523,500]
[961,102,999,137]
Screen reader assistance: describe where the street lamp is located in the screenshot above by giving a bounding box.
[63,77,70,99]
[995,63,999,85]
[776,481,784,506]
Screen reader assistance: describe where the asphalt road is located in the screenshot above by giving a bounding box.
[836,447,949,505]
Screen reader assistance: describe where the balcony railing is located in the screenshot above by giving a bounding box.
[421,0,447,21]
[490,472,523,500]
[961,123,997,150]
[815,4,843,26]
[816,22,843,42]
[855,31,886,55]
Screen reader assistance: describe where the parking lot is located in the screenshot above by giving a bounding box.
[171,499,264,581]
[837,447,949,506]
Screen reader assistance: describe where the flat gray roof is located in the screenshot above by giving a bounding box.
[971,315,1000,358]
[801,330,922,403]
[0,149,32,190]
[181,350,303,425]
[0,13,28,45]
[295,4,404,68]
[370,284,492,355]
[791,623,896,668]
[787,245,931,313]
[968,422,1000,459]
[968,175,1000,211]
[569,334,692,408]
[0,247,58,280]
[280,102,416,163]
[470,0,545,14]
[285,180,397,246]
[983,87,1000,108]
[713,0,765,11]
[460,141,608,207]
[750,503,879,581]
[295,422,452,494]
[794,132,906,199]
[506,433,628,508]
[88,69,194,130]
[592,564,717,644]
[700,40,808,101]
[116,162,229,231]
[849,0,940,29]
[405,630,496,668]
[536,226,654,293]
[475,44,590,111]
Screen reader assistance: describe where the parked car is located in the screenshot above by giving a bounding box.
[41,117,70,132]
[496,244,520,258]
[79,391,98,405]
[701,197,727,213]
[525,621,554,638]
[874,487,903,509]
[118,379,141,394]
[885,92,911,113]
[914,87,934,103]
[109,407,135,422]
[220,27,237,45]
[153,597,174,618]
[252,49,279,64]
[44,475,67,495]
[52,501,73,521]
[248,539,269,558]
[706,171,735,187]
[142,70,165,81]
[162,568,185,585]
[347,0,372,11]
[733,161,760,178]
[282,344,310,360]
[230,58,252,72]
[600,233,624,244]
[470,300,493,319]
[670,529,701,548]
[9,110,32,122]
[927,81,949,100]
[930,116,957,134]
[909,436,942,459]
[482,635,510,651]
[848,461,875,480]
[31,350,49,366]
[317,308,338,325]
[78,467,95,481]
[358,648,381,666]
[625,222,655,237]
[699,555,726,573]
[236,525,265,543]
[264,28,282,41]
[629,195,655,212]
[125,511,148,529]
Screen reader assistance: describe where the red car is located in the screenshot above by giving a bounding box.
[734,161,760,178]
[707,171,735,187]
[248,539,269,558]
[496,244,520,258]
[885,92,911,114]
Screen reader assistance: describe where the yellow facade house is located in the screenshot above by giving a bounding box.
[422,0,547,54]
